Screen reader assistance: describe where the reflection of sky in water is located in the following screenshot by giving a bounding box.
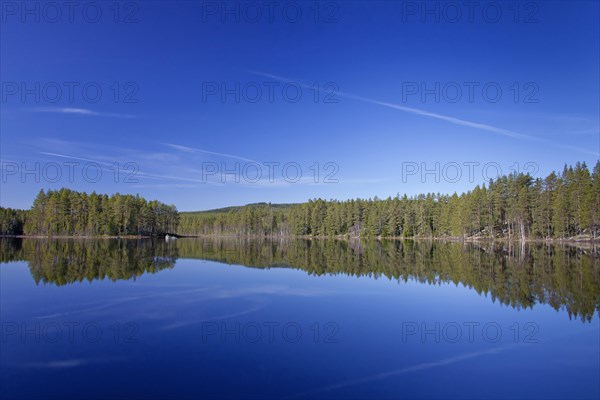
[1,254,599,399]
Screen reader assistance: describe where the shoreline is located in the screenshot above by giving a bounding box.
[0,235,154,239]
[2,234,599,244]
[139,234,600,244]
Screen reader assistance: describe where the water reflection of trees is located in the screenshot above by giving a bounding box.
[175,238,600,322]
[1,238,598,322]
[0,238,178,285]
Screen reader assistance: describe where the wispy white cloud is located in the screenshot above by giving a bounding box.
[287,343,522,399]
[38,151,221,186]
[160,302,268,331]
[566,128,599,136]
[36,145,381,189]
[54,107,98,115]
[39,151,113,166]
[34,107,135,118]
[249,71,598,156]
[130,183,202,189]
[38,138,181,165]
[162,143,260,164]
[21,357,125,369]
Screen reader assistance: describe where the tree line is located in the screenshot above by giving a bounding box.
[2,161,598,239]
[0,189,179,236]
[178,161,600,240]
[0,208,27,236]
[178,203,288,237]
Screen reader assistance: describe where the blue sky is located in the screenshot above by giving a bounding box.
[1,1,599,211]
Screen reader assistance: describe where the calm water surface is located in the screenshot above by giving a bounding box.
[1,238,599,399]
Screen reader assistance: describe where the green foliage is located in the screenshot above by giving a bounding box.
[179,203,290,236]
[0,189,178,237]
[178,161,600,240]
[2,162,598,240]
[0,207,27,235]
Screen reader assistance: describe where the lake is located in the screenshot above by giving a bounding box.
[1,238,599,399]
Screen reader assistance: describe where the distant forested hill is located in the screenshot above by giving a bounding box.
[181,202,294,216]
[178,203,294,236]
